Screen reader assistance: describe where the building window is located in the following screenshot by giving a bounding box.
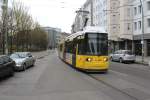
[134,7,137,15]
[127,8,130,16]
[138,5,142,14]
[147,18,150,27]
[134,22,137,30]
[138,21,141,29]
[127,23,130,30]
[148,1,150,10]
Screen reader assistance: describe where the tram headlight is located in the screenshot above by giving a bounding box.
[87,58,92,62]
[103,57,108,62]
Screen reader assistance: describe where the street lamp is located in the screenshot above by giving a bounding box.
[139,0,145,63]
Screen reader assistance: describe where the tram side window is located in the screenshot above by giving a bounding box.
[72,40,77,54]
[65,41,73,53]
[78,39,85,55]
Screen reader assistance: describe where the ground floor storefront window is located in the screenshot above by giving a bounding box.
[147,40,150,56]
[134,40,142,56]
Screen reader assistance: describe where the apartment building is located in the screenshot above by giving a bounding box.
[132,0,150,56]
[71,0,91,33]
[72,0,150,56]
[93,0,107,30]
[42,27,61,49]
[118,0,133,51]
[71,11,84,33]
[107,0,150,56]
[107,0,121,52]
[71,0,107,33]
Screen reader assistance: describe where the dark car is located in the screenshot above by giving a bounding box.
[0,55,15,78]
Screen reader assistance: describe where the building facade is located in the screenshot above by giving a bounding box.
[132,0,150,56]
[106,0,120,53]
[108,0,150,56]
[93,0,107,30]
[71,0,107,33]
[42,27,61,49]
[72,0,150,56]
[71,0,91,33]
[107,0,134,53]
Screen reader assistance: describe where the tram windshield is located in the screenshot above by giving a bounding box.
[79,33,108,56]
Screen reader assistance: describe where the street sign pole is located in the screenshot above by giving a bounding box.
[139,0,145,63]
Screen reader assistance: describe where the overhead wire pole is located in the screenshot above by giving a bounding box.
[2,0,8,55]
[139,0,145,63]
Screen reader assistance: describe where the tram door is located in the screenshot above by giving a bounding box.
[72,44,77,67]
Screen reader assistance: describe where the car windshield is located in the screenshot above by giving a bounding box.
[11,53,27,58]
[17,53,27,58]
[10,54,20,58]
[85,33,108,55]
[78,33,108,56]
[124,51,133,55]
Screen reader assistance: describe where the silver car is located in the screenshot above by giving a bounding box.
[110,50,135,63]
[10,52,36,71]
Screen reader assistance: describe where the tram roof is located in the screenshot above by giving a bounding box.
[65,26,107,41]
[83,26,106,33]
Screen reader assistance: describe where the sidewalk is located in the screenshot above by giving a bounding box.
[136,56,150,66]
[31,50,55,59]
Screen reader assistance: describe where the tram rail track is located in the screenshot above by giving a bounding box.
[85,73,140,100]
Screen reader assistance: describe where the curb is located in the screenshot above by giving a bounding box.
[135,61,148,66]
[33,50,55,60]
[36,54,50,59]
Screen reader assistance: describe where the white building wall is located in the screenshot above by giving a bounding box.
[72,0,107,33]
[132,0,150,36]
[72,0,91,33]
[82,0,91,26]
[107,0,120,41]
[119,0,133,40]
[93,0,107,30]
[107,0,135,41]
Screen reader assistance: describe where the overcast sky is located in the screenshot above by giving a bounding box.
[13,0,86,33]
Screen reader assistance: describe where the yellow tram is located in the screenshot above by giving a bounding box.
[58,26,109,72]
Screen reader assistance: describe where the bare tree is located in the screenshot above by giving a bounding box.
[11,1,34,51]
[30,23,48,51]
[2,0,48,53]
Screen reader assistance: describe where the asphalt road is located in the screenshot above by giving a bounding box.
[92,62,150,100]
[0,52,150,100]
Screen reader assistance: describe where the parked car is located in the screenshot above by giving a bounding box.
[110,50,135,63]
[0,55,15,78]
[10,52,36,71]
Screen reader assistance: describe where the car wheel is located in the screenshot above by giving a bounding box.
[22,64,26,71]
[9,67,14,76]
[119,58,123,63]
[132,61,135,63]
[110,57,113,61]
[32,61,35,66]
